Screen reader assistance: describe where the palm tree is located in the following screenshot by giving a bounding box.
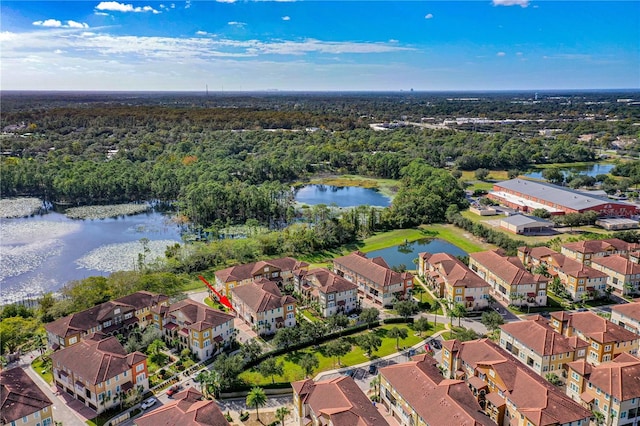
[275,406,290,426]
[388,327,408,350]
[592,410,605,426]
[246,387,267,422]
[369,376,381,401]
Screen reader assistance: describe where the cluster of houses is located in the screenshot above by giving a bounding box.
[8,237,640,426]
[292,302,640,426]
[420,237,640,311]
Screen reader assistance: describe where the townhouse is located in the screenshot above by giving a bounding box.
[231,278,297,335]
[51,332,148,414]
[611,301,640,334]
[441,338,592,426]
[517,246,557,268]
[333,251,413,308]
[499,315,588,380]
[469,250,548,307]
[294,268,358,317]
[549,311,639,364]
[214,257,309,296]
[419,252,490,311]
[151,299,235,361]
[566,353,640,426]
[135,387,229,426]
[561,238,638,266]
[379,353,496,425]
[45,291,169,350]
[591,255,640,295]
[537,251,608,301]
[1,368,54,426]
[292,375,389,426]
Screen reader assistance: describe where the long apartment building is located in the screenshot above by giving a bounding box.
[611,301,640,334]
[419,252,490,311]
[567,353,640,426]
[591,255,640,296]
[549,311,639,364]
[379,353,496,426]
[469,250,548,307]
[51,332,148,414]
[499,315,588,381]
[561,238,639,266]
[45,291,169,350]
[441,338,592,426]
[333,251,413,308]
[151,299,235,361]
[213,257,309,296]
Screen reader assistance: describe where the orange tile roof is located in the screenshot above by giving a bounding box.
[562,238,638,255]
[562,311,638,344]
[333,251,412,288]
[134,387,229,426]
[231,279,296,313]
[591,254,640,275]
[612,301,640,321]
[500,319,588,356]
[584,353,640,401]
[469,250,547,286]
[424,253,490,289]
[215,257,309,283]
[379,354,495,425]
[292,376,389,426]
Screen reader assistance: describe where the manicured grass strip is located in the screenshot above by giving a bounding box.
[300,309,321,323]
[239,323,445,386]
[32,356,52,385]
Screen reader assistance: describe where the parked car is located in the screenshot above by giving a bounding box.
[344,369,355,377]
[141,397,157,410]
[368,364,377,374]
[348,314,359,320]
[166,384,182,397]
[428,339,442,350]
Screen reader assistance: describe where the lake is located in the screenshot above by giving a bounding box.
[0,209,182,305]
[524,163,615,180]
[295,184,391,207]
[366,238,467,269]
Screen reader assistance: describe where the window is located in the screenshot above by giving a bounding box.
[136,364,144,372]
[69,336,77,345]
[103,320,112,328]
[204,331,210,338]
[34,412,40,419]
[106,379,110,385]
[23,417,28,424]
[605,345,611,352]
[193,331,199,338]
[287,305,293,311]
[123,371,127,377]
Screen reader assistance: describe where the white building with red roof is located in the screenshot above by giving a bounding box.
[213,257,309,296]
[294,268,358,317]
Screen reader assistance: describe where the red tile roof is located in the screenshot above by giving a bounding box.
[583,353,640,401]
[447,339,591,426]
[1,368,53,423]
[163,300,234,332]
[134,387,229,426]
[300,268,357,294]
[612,301,640,321]
[559,311,638,344]
[469,250,547,286]
[379,354,495,425]
[591,254,640,275]
[562,238,638,255]
[292,376,388,426]
[231,279,296,314]
[215,257,309,283]
[424,253,490,289]
[500,319,588,356]
[333,251,413,288]
[50,333,145,385]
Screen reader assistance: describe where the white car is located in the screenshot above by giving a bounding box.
[141,397,157,410]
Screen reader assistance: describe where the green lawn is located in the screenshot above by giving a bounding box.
[300,309,322,323]
[419,223,491,253]
[239,323,444,386]
[32,356,52,385]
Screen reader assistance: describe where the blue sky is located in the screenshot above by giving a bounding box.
[1,1,638,91]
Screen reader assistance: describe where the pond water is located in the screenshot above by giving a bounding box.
[0,209,182,305]
[366,238,467,269]
[524,163,615,180]
[295,185,391,207]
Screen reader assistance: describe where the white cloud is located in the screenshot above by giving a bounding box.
[33,19,63,27]
[94,12,109,16]
[95,1,160,13]
[282,16,291,21]
[54,49,64,54]
[185,0,191,8]
[516,52,523,56]
[196,30,208,35]
[228,21,246,26]
[33,19,89,28]
[67,20,90,29]
[492,0,529,7]
[216,0,237,2]
[424,13,433,19]
[497,51,506,56]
